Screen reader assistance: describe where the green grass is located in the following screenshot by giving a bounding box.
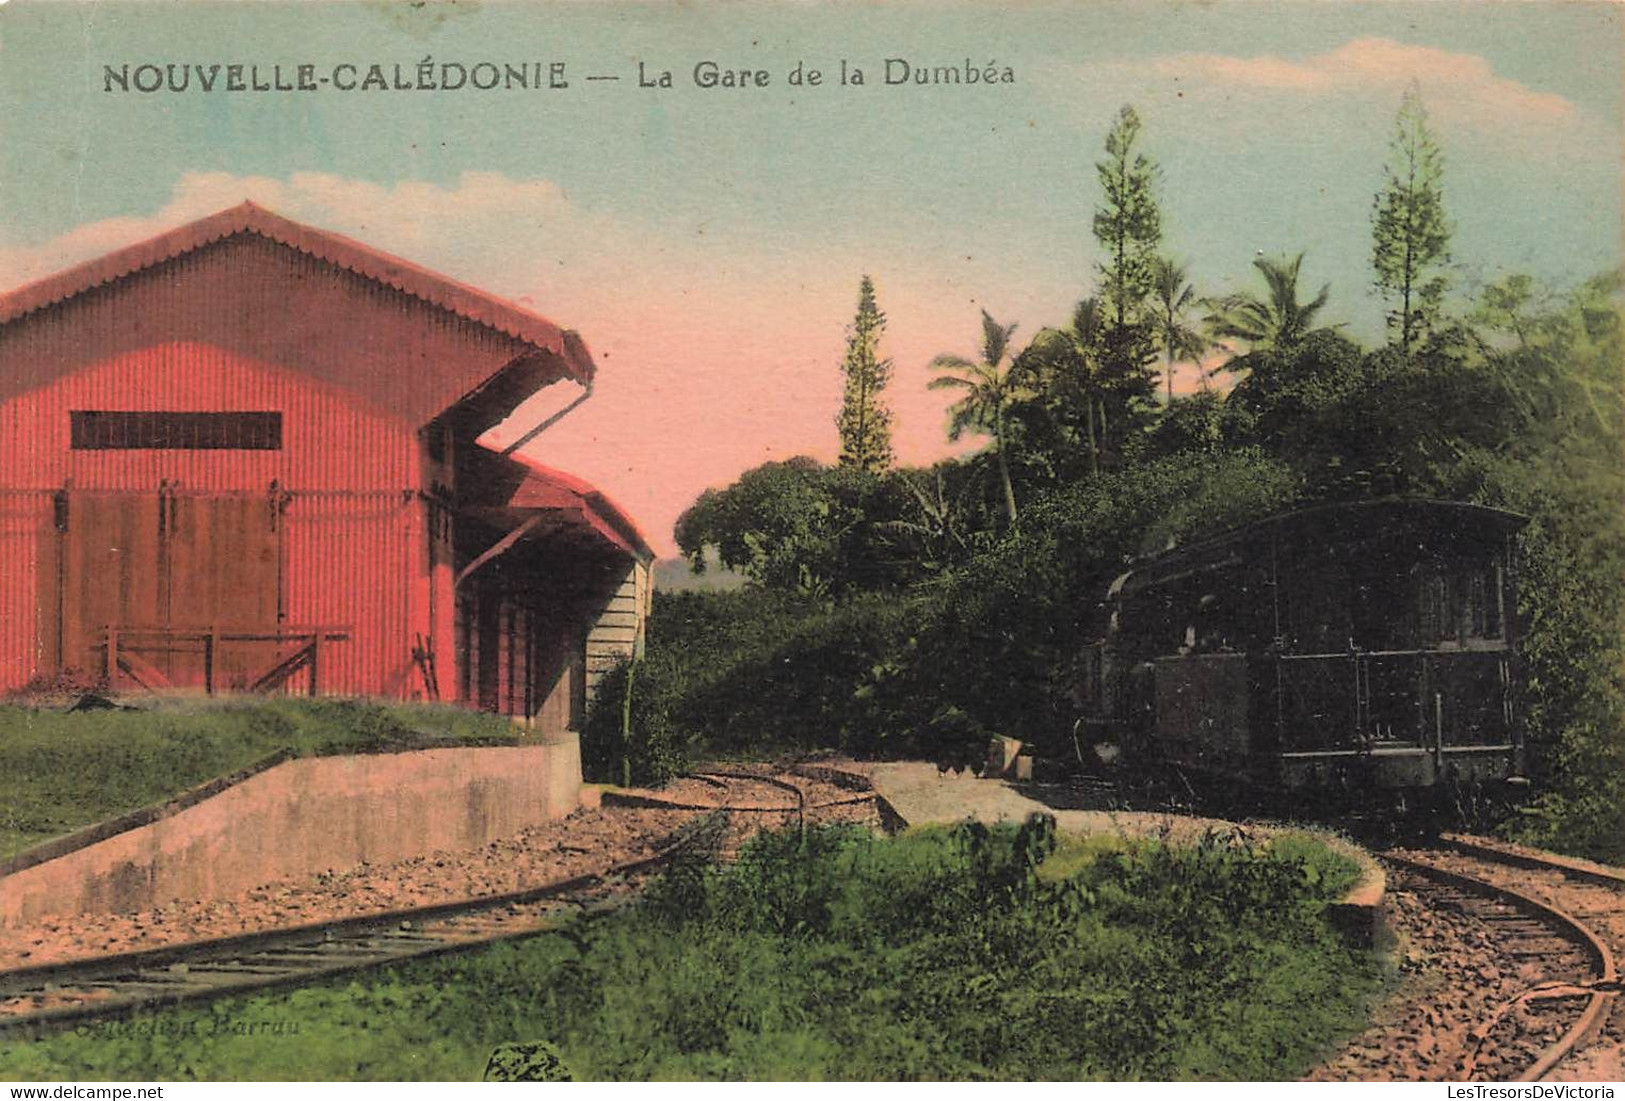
[0,817,1385,1081]
[0,698,524,858]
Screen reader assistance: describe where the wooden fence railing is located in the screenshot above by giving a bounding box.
[99,625,352,696]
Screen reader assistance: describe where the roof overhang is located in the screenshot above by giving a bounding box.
[457,446,654,569]
[1114,499,1528,601]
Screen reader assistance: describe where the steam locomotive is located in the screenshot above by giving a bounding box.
[1078,500,1527,800]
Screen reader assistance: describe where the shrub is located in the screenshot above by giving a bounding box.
[591,450,1301,775]
[581,589,943,776]
[0,819,1379,1081]
[579,658,689,788]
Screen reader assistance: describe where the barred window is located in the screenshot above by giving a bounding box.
[70,411,283,450]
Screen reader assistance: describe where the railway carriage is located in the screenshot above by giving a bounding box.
[1080,500,1527,798]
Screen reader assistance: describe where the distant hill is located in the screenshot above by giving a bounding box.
[652,555,748,592]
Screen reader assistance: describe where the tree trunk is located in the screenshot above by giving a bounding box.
[1096,398,1110,472]
[1085,393,1099,477]
[994,421,1018,526]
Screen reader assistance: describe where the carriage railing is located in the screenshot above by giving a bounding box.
[1274,649,1511,754]
[98,625,351,696]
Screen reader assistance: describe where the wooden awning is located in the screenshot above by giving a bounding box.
[457,449,654,569]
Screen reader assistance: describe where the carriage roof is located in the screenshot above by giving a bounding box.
[1108,499,1527,603]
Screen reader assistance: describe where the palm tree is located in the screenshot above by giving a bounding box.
[1021,297,1107,475]
[1149,257,1211,402]
[929,310,1032,526]
[1205,253,1333,354]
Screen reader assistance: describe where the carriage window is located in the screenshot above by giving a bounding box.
[1417,566,1503,646]
[1465,568,1503,640]
[70,411,283,450]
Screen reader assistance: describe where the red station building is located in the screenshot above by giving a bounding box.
[0,202,653,730]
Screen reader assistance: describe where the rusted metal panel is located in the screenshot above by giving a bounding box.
[0,490,55,690]
[0,204,595,386]
[280,492,416,698]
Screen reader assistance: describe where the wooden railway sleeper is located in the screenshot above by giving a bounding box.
[0,812,728,1037]
[1386,850,1617,1081]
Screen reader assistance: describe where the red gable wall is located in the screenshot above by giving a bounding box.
[0,211,637,715]
[0,233,551,430]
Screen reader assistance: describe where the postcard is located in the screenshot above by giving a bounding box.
[0,0,1620,1086]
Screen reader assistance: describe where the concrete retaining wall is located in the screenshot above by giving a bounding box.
[0,738,580,929]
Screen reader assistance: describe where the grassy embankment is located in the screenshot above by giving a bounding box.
[0,819,1386,1081]
[0,699,524,859]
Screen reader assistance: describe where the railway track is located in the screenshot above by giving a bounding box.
[0,810,732,1040]
[1374,840,1622,1082]
[0,763,885,1040]
[603,763,881,815]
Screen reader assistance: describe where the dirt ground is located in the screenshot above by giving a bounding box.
[1,767,883,972]
[0,805,695,970]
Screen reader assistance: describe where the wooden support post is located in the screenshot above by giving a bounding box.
[1433,692,1445,773]
[308,633,322,697]
[205,626,219,696]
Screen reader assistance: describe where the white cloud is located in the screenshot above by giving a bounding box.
[1143,37,1579,138]
[0,170,588,290]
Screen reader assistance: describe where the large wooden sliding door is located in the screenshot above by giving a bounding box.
[52,492,281,688]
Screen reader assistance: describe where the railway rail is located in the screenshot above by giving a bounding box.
[0,764,885,1040]
[0,810,730,1039]
[19,755,1616,1081]
[1377,840,1622,1082]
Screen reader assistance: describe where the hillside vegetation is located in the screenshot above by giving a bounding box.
[591,98,1624,863]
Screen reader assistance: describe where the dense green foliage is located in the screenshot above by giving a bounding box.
[631,98,1622,859]
[1449,274,1625,856]
[582,588,927,781]
[0,699,522,857]
[0,820,1379,1081]
[594,450,1302,783]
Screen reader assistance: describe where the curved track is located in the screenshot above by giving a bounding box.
[0,764,887,1040]
[601,763,882,817]
[1379,841,1621,1081]
[0,811,730,1039]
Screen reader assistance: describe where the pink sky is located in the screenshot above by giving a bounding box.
[486,283,1218,557]
[0,176,1221,559]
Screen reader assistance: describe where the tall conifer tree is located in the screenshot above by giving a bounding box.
[1090,105,1164,465]
[1094,105,1163,329]
[1373,83,1452,355]
[835,275,894,473]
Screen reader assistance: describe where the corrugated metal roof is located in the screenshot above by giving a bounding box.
[507,455,655,562]
[0,202,595,385]
[1112,499,1528,601]
[458,445,653,563]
